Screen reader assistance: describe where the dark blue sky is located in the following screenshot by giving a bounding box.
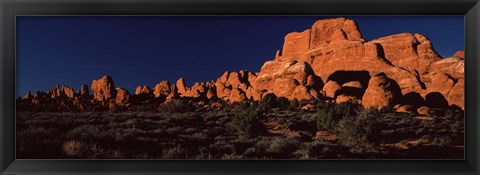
[16,16,464,97]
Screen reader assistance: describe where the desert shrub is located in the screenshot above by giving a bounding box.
[432,136,453,147]
[276,97,291,109]
[290,99,299,109]
[258,93,278,112]
[444,108,463,120]
[66,125,104,140]
[221,152,244,159]
[315,108,335,130]
[109,104,120,113]
[335,108,381,149]
[162,99,195,113]
[186,132,209,144]
[266,137,299,155]
[315,102,361,131]
[379,105,395,113]
[227,106,266,134]
[166,126,183,135]
[293,147,312,159]
[233,101,251,111]
[62,140,86,157]
[243,147,262,158]
[162,146,186,159]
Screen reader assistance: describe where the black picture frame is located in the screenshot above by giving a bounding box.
[1,0,479,174]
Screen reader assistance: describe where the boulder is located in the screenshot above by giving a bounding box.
[322,81,341,98]
[428,56,464,80]
[342,81,363,89]
[452,50,464,59]
[417,106,430,115]
[447,78,464,109]
[394,104,414,113]
[245,87,264,101]
[184,82,211,98]
[255,60,311,90]
[425,92,449,109]
[216,70,257,100]
[247,71,258,87]
[423,72,455,97]
[272,78,299,99]
[362,73,402,109]
[336,94,360,104]
[215,82,231,99]
[292,85,314,100]
[306,74,324,91]
[206,89,216,100]
[228,88,247,103]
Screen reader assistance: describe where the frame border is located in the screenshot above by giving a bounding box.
[1,0,479,174]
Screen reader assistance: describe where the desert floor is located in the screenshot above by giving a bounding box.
[16,101,464,159]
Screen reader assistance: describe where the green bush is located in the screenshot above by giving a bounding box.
[335,108,381,149]
[233,101,251,111]
[315,102,361,131]
[276,97,291,109]
[258,93,278,112]
[316,108,334,130]
[228,106,266,134]
[379,105,394,113]
[290,99,299,109]
[162,146,186,159]
[162,99,195,113]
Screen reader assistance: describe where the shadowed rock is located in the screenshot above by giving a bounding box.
[79,84,89,96]
[401,92,426,109]
[426,92,449,109]
[327,70,371,87]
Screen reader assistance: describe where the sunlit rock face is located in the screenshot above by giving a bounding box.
[91,75,116,102]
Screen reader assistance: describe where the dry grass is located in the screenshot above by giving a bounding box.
[16,102,464,159]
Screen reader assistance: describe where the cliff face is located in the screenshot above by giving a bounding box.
[18,18,464,112]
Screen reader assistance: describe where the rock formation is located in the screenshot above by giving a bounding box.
[447,78,464,109]
[17,17,465,112]
[153,81,172,98]
[176,78,187,95]
[79,84,89,96]
[362,73,402,109]
[91,75,116,102]
[135,85,151,95]
[23,91,32,100]
[115,88,130,105]
[254,60,323,100]
[62,86,75,98]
